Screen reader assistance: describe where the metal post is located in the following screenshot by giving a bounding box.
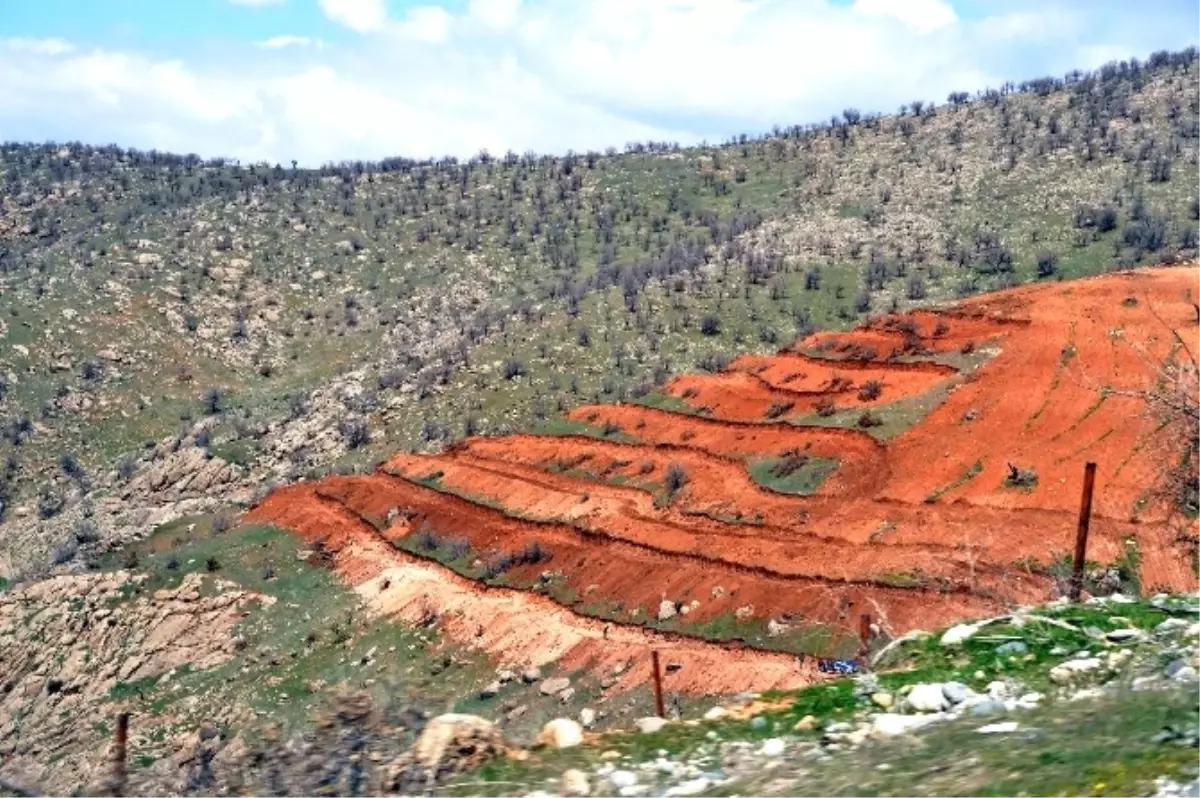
[650,650,666,719]
[1069,462,1097,603]
[112,712,130,797]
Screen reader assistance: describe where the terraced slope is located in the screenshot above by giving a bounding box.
[249,265,1199,691]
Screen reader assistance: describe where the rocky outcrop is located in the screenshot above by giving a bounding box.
[0,571,269,794]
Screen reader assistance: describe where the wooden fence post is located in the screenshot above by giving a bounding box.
[1069,462,1098,603]
[112,712,130,797]
[650,650,666,719]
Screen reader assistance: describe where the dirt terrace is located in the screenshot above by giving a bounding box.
[249,265,1199,693]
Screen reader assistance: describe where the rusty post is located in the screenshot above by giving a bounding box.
[1069,462,1098,603]
[112,712,130,797]
[858,613,872,662]
[650,650,666,718]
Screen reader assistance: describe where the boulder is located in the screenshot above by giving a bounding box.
[658,600,677,621]
[905,683,949,712]
[538,718,583,749]
[871,713,941,737]
[1049,658,1103,684]
[391,713,507,792]
[635,717,668,734]
[539,677,571,696]
[561,768,590,796]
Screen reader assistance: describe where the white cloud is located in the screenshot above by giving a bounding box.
[228,0,287,6]
[1,1,1196,165]
[256,35,321,49]
[319,0,388,33]
[5,37,75,56]
[853,0,957,34]
[394,6,454,43]
[468,0,522,30]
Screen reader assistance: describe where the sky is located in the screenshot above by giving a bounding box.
[1,0,1197,165]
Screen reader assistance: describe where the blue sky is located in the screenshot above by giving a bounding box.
[1,0,1196,164]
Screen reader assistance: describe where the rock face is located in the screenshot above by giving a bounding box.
[0,571,269,794]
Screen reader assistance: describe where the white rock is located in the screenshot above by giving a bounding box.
[664,778,712,797]
[635,717,668,734]
[1185,622,1200,639]
[760,738,786,756]
[657,600,677,621]
[609,770,638,789]
[940,622,982,646]
[1049,658,1103,684]
[905,683,950,712]
[870,713,941,737]
[703,706,727,721]
[1104,628,1145,643]
[579,708,596,728]
[539,677,571,696]
[561,769,590,796]
[976,721,1019,734]
[538,718,583,749]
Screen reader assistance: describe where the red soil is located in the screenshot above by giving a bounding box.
[250,265,1200,691]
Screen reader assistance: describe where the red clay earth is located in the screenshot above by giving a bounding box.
[250,265,1199,691]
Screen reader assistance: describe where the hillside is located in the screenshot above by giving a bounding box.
[1,49,1198,579]
[1,43,1199,798]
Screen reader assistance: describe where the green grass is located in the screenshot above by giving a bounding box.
[449,595,1199,796]
[748,455,839,495]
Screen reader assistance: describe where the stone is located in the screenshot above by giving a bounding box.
[1171,666,1198,682]
[976,721,1019,734]
[1155,618,1190,635]
[870,692,894,709]
[871,713,941,737]
[1049,658,1103,684]
[579,708,596,727]
[995,640,1029,656]
[942,682,969,705]
[539,677,571,696]
[793,715,818,731]
[635,717,668,734]
[538,719,583,749]
[657,600,677,621]
[561,769,590,796]
[1104,628,1145,643]
[521,668,543,684]
[609,770,638,789]
[941,622,982,646]
[480,681,501,699]
[664,778,712,797]
[402,713,506,786]
[703,706,727,721]
[968,700,1007,717]
[760,738,786,757]
[905,683,949,712]
[750,716,768,730]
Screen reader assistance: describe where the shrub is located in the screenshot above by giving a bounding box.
[81,358,104,381]
[73,519,100,544]
[1036,251,1058,277]
[501,358,526,380]
[700,315,721,336]
[857,380,883,401]
[1005,463,1038,488]
[857,410,883,428]
[117,456,138,481]
[205,556,222,572]
[906,274,926,300]
[764,401,795,420]
[340,418,371,449]
[815,398,837,417]
[665,463,689,495]
[52,538,78,565]
[202,388,225,415]
[37,487,65,519]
